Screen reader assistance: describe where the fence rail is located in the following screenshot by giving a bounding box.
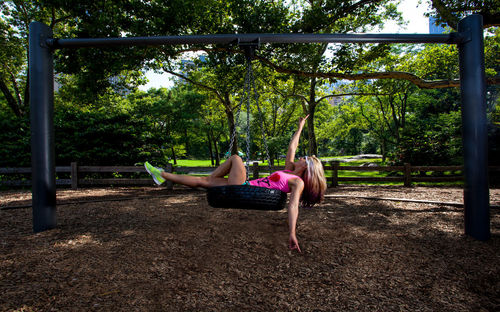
[1,162,499,189]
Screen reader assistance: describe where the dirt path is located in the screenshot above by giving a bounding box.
[1,186,499,311]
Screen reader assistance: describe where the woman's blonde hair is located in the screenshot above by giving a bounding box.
[301,155,327,207]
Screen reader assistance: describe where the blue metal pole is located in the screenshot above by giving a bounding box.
[29,22,56,232]
[46,33,461,49]
[457,15,490,240]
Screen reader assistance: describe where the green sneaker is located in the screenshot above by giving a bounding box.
[144,161,165,185]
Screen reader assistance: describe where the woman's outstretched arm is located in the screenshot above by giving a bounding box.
[285,115,309,171]
[287,178,304,252]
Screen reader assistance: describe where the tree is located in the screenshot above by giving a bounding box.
[355,81,415,161]
[159,0,292,156]
[41,0,408,158]
[128,85,205,165]
[250,69,303,164]
[0,17,24,117]
[257,0,400,155]
[428,0,499,30]
[0,0,72,117]
[198,96,227,166]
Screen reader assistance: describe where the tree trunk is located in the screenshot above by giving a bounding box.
[207,130,214,166]
[380,139,387,162]
[224,92,238,156]
[307,78,318,156]
[0,78,22,117]
[24,46,30,113]
[214,137,220,166]
[307,109,318,156]
[184,128,189,156]
[171,146,177,165]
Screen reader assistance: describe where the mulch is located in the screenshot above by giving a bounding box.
[1,185,499,311]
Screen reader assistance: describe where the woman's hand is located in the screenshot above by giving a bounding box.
[289,233,302,253]
[298,115,309,129]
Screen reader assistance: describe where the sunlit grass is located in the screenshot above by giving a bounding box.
[170,159,215,167]
[168,156,464,186]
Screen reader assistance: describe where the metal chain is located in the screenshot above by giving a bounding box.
[249,66,273,174]
[226,62,253,180]
[226,65,249,159]
[245,65,251,181]
[226,44,272,180]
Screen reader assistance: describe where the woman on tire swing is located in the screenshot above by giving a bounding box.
[145,115,327,252]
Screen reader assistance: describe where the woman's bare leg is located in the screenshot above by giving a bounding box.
[160,155,246,188]
[160,171,209,188]
[210,155,246,185]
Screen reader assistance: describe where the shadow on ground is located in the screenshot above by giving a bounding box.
[1,187,499,311]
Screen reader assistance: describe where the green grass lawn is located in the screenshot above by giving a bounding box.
[169,157,464,186]
[170,159,215,167]
[170,159,288,167]
[171,157,384,168]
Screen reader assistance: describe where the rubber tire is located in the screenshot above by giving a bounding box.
[207,185,287,211]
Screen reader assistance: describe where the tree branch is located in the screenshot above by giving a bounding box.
[430,0,460,30]
[163,47,500,90]
[311,0,385,32]
[0,77,22,117]
[161,67,224,104]
[9,72,23,109]
[50,15,74,29]
[430,0,500,29]
[258,56,451,88]
[270,84,308,103]
[482,11,500,28]
[257,55,500,89]
[316,92,391,103]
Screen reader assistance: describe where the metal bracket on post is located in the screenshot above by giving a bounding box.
[456,28,472,44]
[39,33,49,48]
[238,38,260,61]
[450,31,470,44]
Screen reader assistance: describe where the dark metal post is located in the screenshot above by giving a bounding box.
[457,15,490,240]
[29,22,56,232]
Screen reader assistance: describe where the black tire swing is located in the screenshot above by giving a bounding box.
[207,41,287,211]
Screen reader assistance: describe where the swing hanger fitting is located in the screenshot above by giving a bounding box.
[238,38,260,61]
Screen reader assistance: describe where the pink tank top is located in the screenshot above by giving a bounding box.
[248,170,301,193]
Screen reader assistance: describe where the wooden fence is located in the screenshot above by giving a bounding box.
[1,161,499,189]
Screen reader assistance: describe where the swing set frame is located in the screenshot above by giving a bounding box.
[29,14,490,240]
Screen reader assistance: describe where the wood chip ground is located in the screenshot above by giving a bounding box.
[1,186,499,311]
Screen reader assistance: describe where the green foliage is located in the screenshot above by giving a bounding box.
[318,92,391,157]
[127,84,209,164]
[1,0,498,172]
[54,109,148,165]
[0,112,30,167]
[426,0,499,30]
[394,111,463,165]
[412,45,459,80]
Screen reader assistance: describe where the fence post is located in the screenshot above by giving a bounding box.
[404,163,412,187]
[165,163,173,190]
[71,162,78,189]
[331,161,339,187]
[252,162,259,180]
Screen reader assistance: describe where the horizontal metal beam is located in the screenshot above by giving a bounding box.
[47,33,463,49]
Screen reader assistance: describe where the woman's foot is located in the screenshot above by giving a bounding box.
[144,162,165,185]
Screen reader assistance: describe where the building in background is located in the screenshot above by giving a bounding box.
[429,16,446,34]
